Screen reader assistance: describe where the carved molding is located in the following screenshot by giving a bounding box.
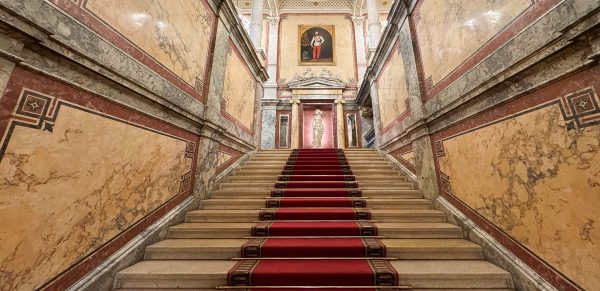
[286,67,346,87]
[266,16,280,26]
[351,16,366,26]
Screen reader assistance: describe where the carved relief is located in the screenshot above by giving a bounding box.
[288,67,345,85]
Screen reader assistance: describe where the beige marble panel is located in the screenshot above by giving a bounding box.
[377,45,408,129]
[279,15,356,84]
[223,41,257,131]
[0,106,193,290]
[85,0,213,88]
[438,105,600,290]
[415,0,530,86]
[216,151,235,168]
[399,151,414,167]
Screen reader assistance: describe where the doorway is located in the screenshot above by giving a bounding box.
[300,103,335,148]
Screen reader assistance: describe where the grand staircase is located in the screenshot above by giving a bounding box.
[113,149,515,290]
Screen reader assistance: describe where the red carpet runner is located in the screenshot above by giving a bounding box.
[228,148,399,288]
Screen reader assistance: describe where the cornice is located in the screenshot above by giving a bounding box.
[220,0,269,81]
[354,0,408,106]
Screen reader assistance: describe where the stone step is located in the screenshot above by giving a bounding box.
[392,260,514,289]
[185,209,446,223]
[226,176,279,182]
[168,222,463,239]
[145,238,246,260]
[242,161,391,166]
[254,151,292,154]
[113,260,234,289]
[346,158,384,161]
[248,157,290,160]
[219,182,414,190]
[245,158,289,162]
[113,259,508,289]
[143,238,482,260]
[246,157,290,161]
[384,239,483,259]
[199,198,433,210]
[209,189,423,199]
[345,155,383,159]
[233,169,403,175]
[351,169,400,174]
[350,162,390,166]
[349,160,390,164]
[239,164,395,170]
[227,175,410,183]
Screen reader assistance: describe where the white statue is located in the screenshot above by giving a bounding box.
[312,109,324,148]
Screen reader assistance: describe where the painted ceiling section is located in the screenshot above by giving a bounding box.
[233,0,392,15]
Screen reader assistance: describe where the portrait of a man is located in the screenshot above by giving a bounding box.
[299,25,335,65]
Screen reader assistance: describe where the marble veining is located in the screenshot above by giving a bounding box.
[376,42,408,131]
[438,105,600,290]
[222,40,256,132]
[84,0,214,90]
[0,106,193,290]
[216,151,235,168]
[414,0,530,88]
[398,151,415,168]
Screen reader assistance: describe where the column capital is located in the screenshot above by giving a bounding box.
[334,99,345,104]
[266,16,280,26]
[351,16,365,26]
[291,99,301,104]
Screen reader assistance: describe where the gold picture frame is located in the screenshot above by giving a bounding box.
[298,25,336,66]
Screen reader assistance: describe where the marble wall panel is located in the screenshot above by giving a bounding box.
[376,40,409,133]
[413,0,531,97]
[48,0,216,101]
[0,67,198,290]
[275,110,292,149]
[278,14,358,86]
[261,108,277,149]
[221,39,257,134]
[390,144,416,173]
[215,143,243,175]
[399,151,414,166]
[432,66,600,290]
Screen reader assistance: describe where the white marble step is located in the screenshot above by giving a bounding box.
[199,198,433,210]
[168,222,463,239]
[113,260,511,289]
[219,181,414,190]
[144,238,483,260]
[209,188,423,199]
[185,209,446,223]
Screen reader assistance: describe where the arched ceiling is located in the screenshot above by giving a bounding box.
[233,0,392,16]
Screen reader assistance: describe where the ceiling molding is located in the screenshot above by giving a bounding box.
[234,0,391,15]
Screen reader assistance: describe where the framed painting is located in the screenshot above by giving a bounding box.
[298,25,335,65]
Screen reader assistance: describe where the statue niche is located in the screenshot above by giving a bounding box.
[311,109,325,148]
[302,105,334,149]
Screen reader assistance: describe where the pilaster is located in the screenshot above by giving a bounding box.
[335,99,345,149]
[290,99,301,148]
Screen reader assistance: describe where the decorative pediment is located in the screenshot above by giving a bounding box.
[286,68,346,89]
[287,77,346,89]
